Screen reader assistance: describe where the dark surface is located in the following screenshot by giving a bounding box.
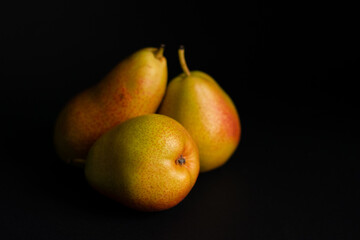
[1,1,359,239]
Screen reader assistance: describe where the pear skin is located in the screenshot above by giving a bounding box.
[85,114,200,212]
[54,46,167,164]
[158,46,241,172]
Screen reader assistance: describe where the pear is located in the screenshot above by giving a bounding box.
[158,46,241,172]
[84,114,200,212]
[54,45,167,164]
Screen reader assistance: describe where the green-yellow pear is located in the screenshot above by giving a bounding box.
[84,114,199,212]
[54,45,167,164]
[158,46,241,172]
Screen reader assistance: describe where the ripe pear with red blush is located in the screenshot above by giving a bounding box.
[84,114,200,212]
[158,46,241,172]
[54,45,167,164]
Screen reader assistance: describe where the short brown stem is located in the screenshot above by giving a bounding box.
[155,44,165,59]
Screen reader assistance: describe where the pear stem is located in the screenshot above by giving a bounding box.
[155,44,165,59]
[178,46,191,76]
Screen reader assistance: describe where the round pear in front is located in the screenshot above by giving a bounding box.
[84,114,200,212]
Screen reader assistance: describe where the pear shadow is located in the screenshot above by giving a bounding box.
[5,112,154,220]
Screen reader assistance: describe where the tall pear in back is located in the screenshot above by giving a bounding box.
[54,45,167,164]
[158,46,240,172]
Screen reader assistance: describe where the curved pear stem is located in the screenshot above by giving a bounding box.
[178,45,191,76]
[155,44,165,59]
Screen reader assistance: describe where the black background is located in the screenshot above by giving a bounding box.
[1,1,359,239]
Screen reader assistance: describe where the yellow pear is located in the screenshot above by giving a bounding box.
[158,46,241,172]
[54,45,167,164]
[84,114,200,212]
